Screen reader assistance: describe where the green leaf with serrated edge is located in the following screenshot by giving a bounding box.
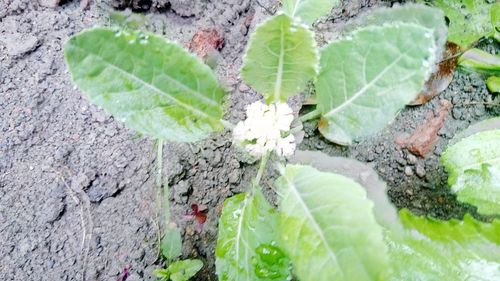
[281,0,339,25]
[215,188,291,281]
[345,4,447,52]
[442,130,500,215]
[418,0,495,47]
[241,14,318,102]
[315,23,437,145]
[276,164,389,281]
[167,259,203,281]
[387,210,500,281]
[64,28,225,142]
[161,227,182,261]
[487,76,500,94]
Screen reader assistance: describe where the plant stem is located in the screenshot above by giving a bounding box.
[254,152,270,187]
[299,108,321,123]
[156,140,171,231]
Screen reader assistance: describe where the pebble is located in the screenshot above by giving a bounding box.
[238,83,250,92]
[416,165,426,178]
[404,166,414,176]
[407,154,418,165]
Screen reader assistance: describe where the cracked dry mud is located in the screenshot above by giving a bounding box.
[1,0,498,280]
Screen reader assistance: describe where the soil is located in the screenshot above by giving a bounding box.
[1,0,498,280]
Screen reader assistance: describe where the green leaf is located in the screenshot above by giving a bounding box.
[281,0,339,25]
[241,14,318,102]
[419,0,495,47]
[442,130,500,215]
[215,188,291,281]
[487,76,500,94]
[64,27,225,142]
[276,164,389,281]
[387,210,500,281]
[458,48,500,76]
[345,4,447,51]
[168,259,203,281]
[289,150,399,228]
[316,23,437,145]
[161,227,182,261]
[492,3,500,41]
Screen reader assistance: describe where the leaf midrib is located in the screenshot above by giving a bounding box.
[284,175,342,277]
[323,53,405,118]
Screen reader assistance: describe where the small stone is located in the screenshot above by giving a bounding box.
[416,165,426,178]
[407,154,418,165]
[404,166,414,176]
[238,83,250,92]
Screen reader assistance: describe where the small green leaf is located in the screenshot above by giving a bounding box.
[419,0,495,47]
[316,23,437,145]
[168,259,203,281]
[161,227,182,261]
[487,76,500,93]
[281,0,339,25]
[458,48,500,76]
[387,210,500,281]
[215,188,291,281]
[276,164,389,281]
[442,130,500,215]
[64,28,225,142]
[241,14,318,102]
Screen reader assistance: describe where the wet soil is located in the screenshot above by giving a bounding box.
[1,0,498,280]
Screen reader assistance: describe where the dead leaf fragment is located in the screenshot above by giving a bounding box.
[188,28,224,61]
[396,99,453,157]
[409,42,461,106]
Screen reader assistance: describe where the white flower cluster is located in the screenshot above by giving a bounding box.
[233,101,296,158]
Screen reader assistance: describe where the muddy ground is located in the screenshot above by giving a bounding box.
[1,0,498,280]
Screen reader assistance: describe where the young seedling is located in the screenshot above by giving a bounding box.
[63,1,500,281]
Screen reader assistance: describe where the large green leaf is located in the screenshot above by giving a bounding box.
[387,210,500,281]
[289,150,399,228]
[276,164,389,281]
[215,188,291,281]
[281,0,339,25]
[345,4,447,51]
[241,14,318,102]
[316,23,437,145]
[419,0,496,47]
[64,28,225,142]
[442,130,500,215]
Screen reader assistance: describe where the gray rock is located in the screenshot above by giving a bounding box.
[416,165,426,178]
